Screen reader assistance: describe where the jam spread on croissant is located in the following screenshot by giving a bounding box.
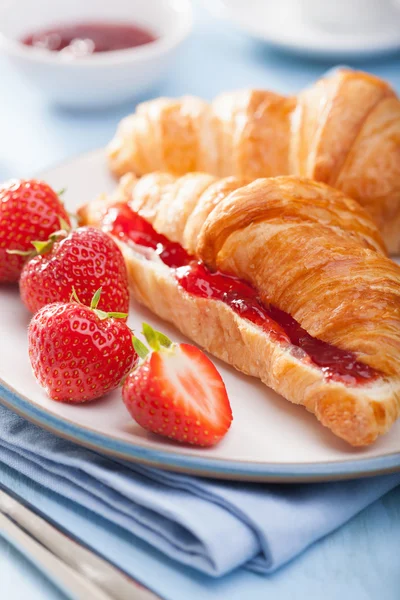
[105,204,378,386]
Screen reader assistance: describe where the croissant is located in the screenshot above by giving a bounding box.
[79,173,400,447]
[107,69,400,255]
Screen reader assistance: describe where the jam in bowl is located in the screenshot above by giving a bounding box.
[22,22,157,57]
[0,0,193,107]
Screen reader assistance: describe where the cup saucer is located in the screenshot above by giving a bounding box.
[204,0,400,59]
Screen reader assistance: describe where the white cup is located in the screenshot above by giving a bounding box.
[299,0,400,33]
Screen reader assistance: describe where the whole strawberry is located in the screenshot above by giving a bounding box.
[0,179,70,282]
[28,289,138,403]
[20,226,129,315]
[123,324,233,447]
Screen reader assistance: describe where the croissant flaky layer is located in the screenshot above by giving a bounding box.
[79,174,400,446]
[107,69,400,254]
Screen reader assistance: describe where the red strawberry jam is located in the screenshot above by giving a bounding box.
[103,204,191,268]
[104,204,378,385]
[22,22,156,55]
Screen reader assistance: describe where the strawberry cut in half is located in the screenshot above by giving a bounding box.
[122,324,233,447]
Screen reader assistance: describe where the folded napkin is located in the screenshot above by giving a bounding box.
[0,403,399,577]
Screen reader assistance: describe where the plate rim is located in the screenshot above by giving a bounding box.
[2,378,400,482]
[204,0,400,57]
[2,147,399,483]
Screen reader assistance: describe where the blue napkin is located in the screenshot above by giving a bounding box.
[0,403,399,577]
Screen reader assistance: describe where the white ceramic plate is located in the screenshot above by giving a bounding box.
[1,148,400,482]
[204,0,400,59]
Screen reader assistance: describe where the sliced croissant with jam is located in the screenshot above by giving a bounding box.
[78,173,400,447]
[107,69,400,255]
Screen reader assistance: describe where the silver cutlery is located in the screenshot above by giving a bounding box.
[0,484,163,600]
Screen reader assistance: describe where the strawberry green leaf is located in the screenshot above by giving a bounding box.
[90,288,103,310]
[31,240,53,255]
[92,309,128,321]
[155,330,172,348]
[70,287,81,304]
[93,308,127,321]
[6,248,35,257]
[142,322,160,351]
[49,230,66,243]
[142,322,172,351]
[57,188,67,197]
[93,309,109,321]
[89,287,127,320]
[8,228,68,261]
[58,216,71,232]
[132,336,149,359]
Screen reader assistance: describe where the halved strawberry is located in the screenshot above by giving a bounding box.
[122,324,232,447]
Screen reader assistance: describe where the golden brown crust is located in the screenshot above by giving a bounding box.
[196,178,400,375]
[290,69,394,184]
[211,90,296,178]
[78,174,400,446]
[107,69,400,254]
[335,97,400,254]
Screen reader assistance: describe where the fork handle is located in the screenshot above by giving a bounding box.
[0,512,113,600]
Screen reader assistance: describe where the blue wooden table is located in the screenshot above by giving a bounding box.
[1,4,400,599]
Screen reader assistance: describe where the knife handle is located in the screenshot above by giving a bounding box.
[0,485,162,600]
[0,512,113,600]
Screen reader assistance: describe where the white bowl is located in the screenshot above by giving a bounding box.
[0,0,192,108]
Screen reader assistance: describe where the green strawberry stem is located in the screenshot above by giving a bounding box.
[71,287,128,321]
[6,217,70,258]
